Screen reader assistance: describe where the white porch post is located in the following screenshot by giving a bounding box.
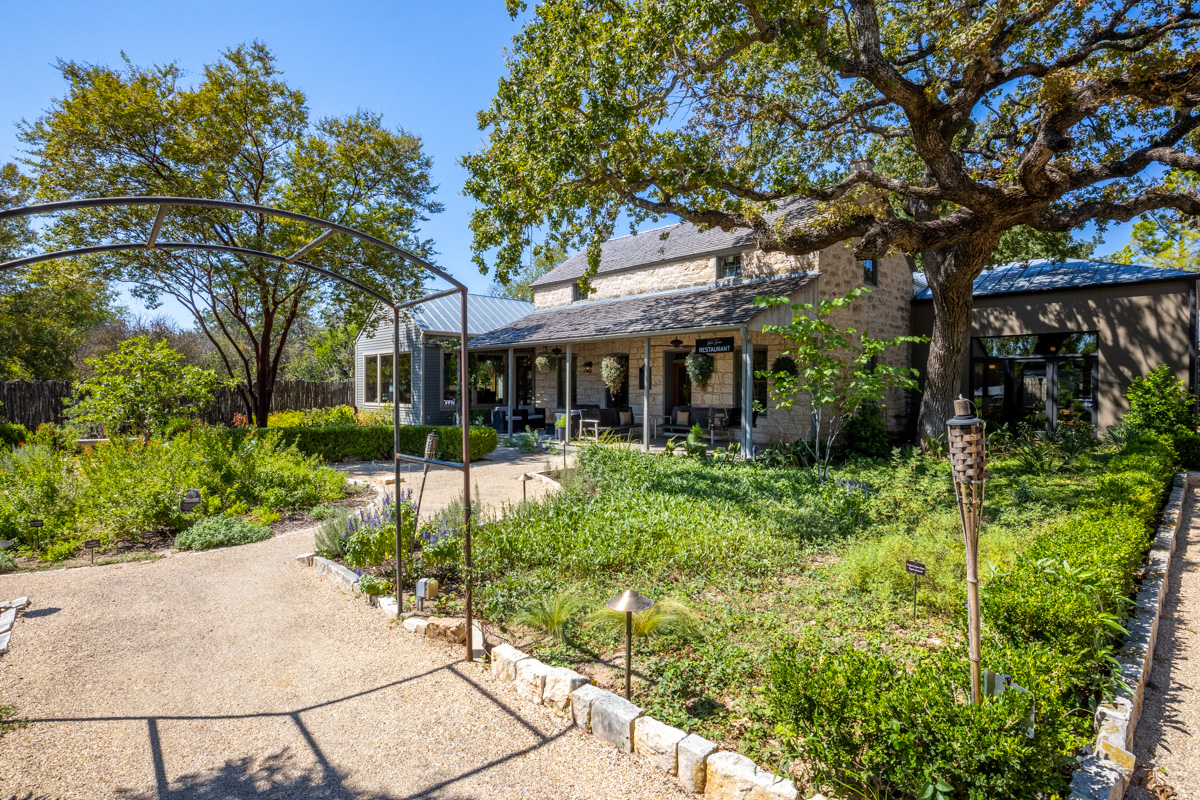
[565,343,573,450]
[643,337,651,452]
[741,325,753,456]
[507,347,515,435]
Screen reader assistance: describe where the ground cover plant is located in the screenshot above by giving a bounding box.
[0,425,347,561]
[463,414,1173,799]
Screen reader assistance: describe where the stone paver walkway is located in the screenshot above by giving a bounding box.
[1127,485,1200,799]
[0,524,688,799]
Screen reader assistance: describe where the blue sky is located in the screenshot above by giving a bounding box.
[1,1,1136,326]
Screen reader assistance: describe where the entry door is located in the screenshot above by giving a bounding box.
[1013,362,1049,428]
[672,360,692,408]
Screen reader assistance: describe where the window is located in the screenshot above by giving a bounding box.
[443,350,459,406]
[516,355,534,406]
[556,355,578,409]
[733,347,770,419]
[379,354,394,403]
[364,355,378,403]
[969,330,1099,429]
[396,353,412,405]
[718,253,743,279]
[862,258,878,286]
[572,281,591,302]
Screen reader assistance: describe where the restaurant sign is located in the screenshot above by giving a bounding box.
[695,336,734,354]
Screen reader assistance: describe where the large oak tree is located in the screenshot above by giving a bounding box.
[464,0,1200,436]
[20,42,441,424]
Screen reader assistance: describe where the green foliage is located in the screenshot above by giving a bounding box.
[756,288,926,468]
[842,401,889,458]
[0,420,28,449]
[0,426,346,556]
[500,426,544,454]
[345,522,396,570]
[315,508,350,560]
[268,405,358,428]
[590,598,701,640]
[357,574,390,596]
[66,336,223,438]
[489,241,568,302]
[218,424,498,464]
[1124,364,1199,439]
[516,592,584,641]
[683,424,708,457]
[684,353,715,390]
[601,354,628,395]
[174,516,272,551]
[21,43,441,425]
[1114,171,1200,270]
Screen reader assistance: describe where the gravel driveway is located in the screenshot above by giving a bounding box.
[1127,484,1200,799]
[0,523,689,799]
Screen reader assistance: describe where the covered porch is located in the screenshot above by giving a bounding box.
[468,275,820,454]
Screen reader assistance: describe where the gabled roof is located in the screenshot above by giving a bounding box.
[532,198,818,287]
[913,258,1193,300]
[469,274,816,349]
[407,293,533,336]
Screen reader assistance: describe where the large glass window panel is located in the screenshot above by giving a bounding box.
[1057,360,1096,425]
[365,355,378,403]
[380,354,394,403]
[973,361,1006,425]
[1014,362,1048,427]
[516,355,534,406]
[396,353,412,405]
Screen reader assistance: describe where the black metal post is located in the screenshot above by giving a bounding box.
[461,289,474,662]
[625,611,633,699]
[394,305,403,615]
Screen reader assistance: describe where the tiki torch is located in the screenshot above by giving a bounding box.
[947,396,987,705]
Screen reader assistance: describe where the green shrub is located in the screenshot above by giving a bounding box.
[218,424,498,464]
[357,574,390,596]
[1124,364,1198,438]
[0,421,28,449]
[345,521,396,570]
[174,516,272,551]
[842,401,889,458]
[268,406,358,428]
[315,508,350,559]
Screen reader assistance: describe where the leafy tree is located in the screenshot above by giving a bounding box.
[21,42,442,424]
[0,163,114,379]
[464,1,1200,438]
[281,316,357,381]
[987,227,1096,267]
[1123,364,1198,438]
[1114,171,1200,270]
[66,335,223,438]
[755,288,924,468]
[489,241,568,301]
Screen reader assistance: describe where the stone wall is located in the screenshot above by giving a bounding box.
[532,249,815,310]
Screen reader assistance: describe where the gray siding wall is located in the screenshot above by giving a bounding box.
[424,345,455,425]
[354,307,425,426]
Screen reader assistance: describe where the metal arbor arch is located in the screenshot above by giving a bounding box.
[0,196,477,660]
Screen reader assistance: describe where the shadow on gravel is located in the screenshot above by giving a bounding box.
[22,662,571,800]
[20,607,59,619]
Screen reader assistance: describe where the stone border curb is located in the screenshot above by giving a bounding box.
[482,642,808,800]
[295,552,401,620]
[1069,471,1197,800]
[0,596,31,656]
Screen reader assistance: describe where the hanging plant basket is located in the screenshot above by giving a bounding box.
[685,352,715,390]
[771,355,799,378]
[535,354,558,372]
[485,359,504,381]
[601,354,627,395]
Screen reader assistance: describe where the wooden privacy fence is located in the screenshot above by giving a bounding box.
[0,379,354,429]
[0,380,73,430]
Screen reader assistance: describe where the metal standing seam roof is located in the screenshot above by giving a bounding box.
[468,274,817,349]
[532,197,818,287]
[406,293,534,335]
[912,258,1194,300]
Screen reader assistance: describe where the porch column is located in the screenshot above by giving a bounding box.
[643,337,651,452]
[507,347,515,435]
[741,325,753,456]
[565,343,573,451]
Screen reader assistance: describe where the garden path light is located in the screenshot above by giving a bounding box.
[607,589,653,699]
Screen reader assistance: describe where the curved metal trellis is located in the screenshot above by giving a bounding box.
[0,196,477,660]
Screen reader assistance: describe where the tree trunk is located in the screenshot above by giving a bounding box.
[916,240,996,439]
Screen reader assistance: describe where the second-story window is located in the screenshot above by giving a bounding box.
[862,258,878,286]
[572,281,591,301]
[718,253,743,279]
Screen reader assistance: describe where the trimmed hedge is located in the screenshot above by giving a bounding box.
[220,424,498,464]
[768,433,1177,799]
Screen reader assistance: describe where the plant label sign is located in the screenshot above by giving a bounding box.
[695,336,734,354]
[180,489,202,513]
[83,539,101,549]
[905,560,926,576]
[28,520,44,529]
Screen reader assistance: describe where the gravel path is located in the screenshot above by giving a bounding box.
[335,446,566,521]
[0,525,689,799]
[1127,485,1200,799]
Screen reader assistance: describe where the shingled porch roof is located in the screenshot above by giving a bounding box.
[469,274,816,349]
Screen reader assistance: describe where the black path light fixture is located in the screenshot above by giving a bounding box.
[517,472,533,502]
[607,589,654,699]
[0,196,478,662]
[947,395,988,704]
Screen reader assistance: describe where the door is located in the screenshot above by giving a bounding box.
[1013,362,1048,428]
[672,361,692,408]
